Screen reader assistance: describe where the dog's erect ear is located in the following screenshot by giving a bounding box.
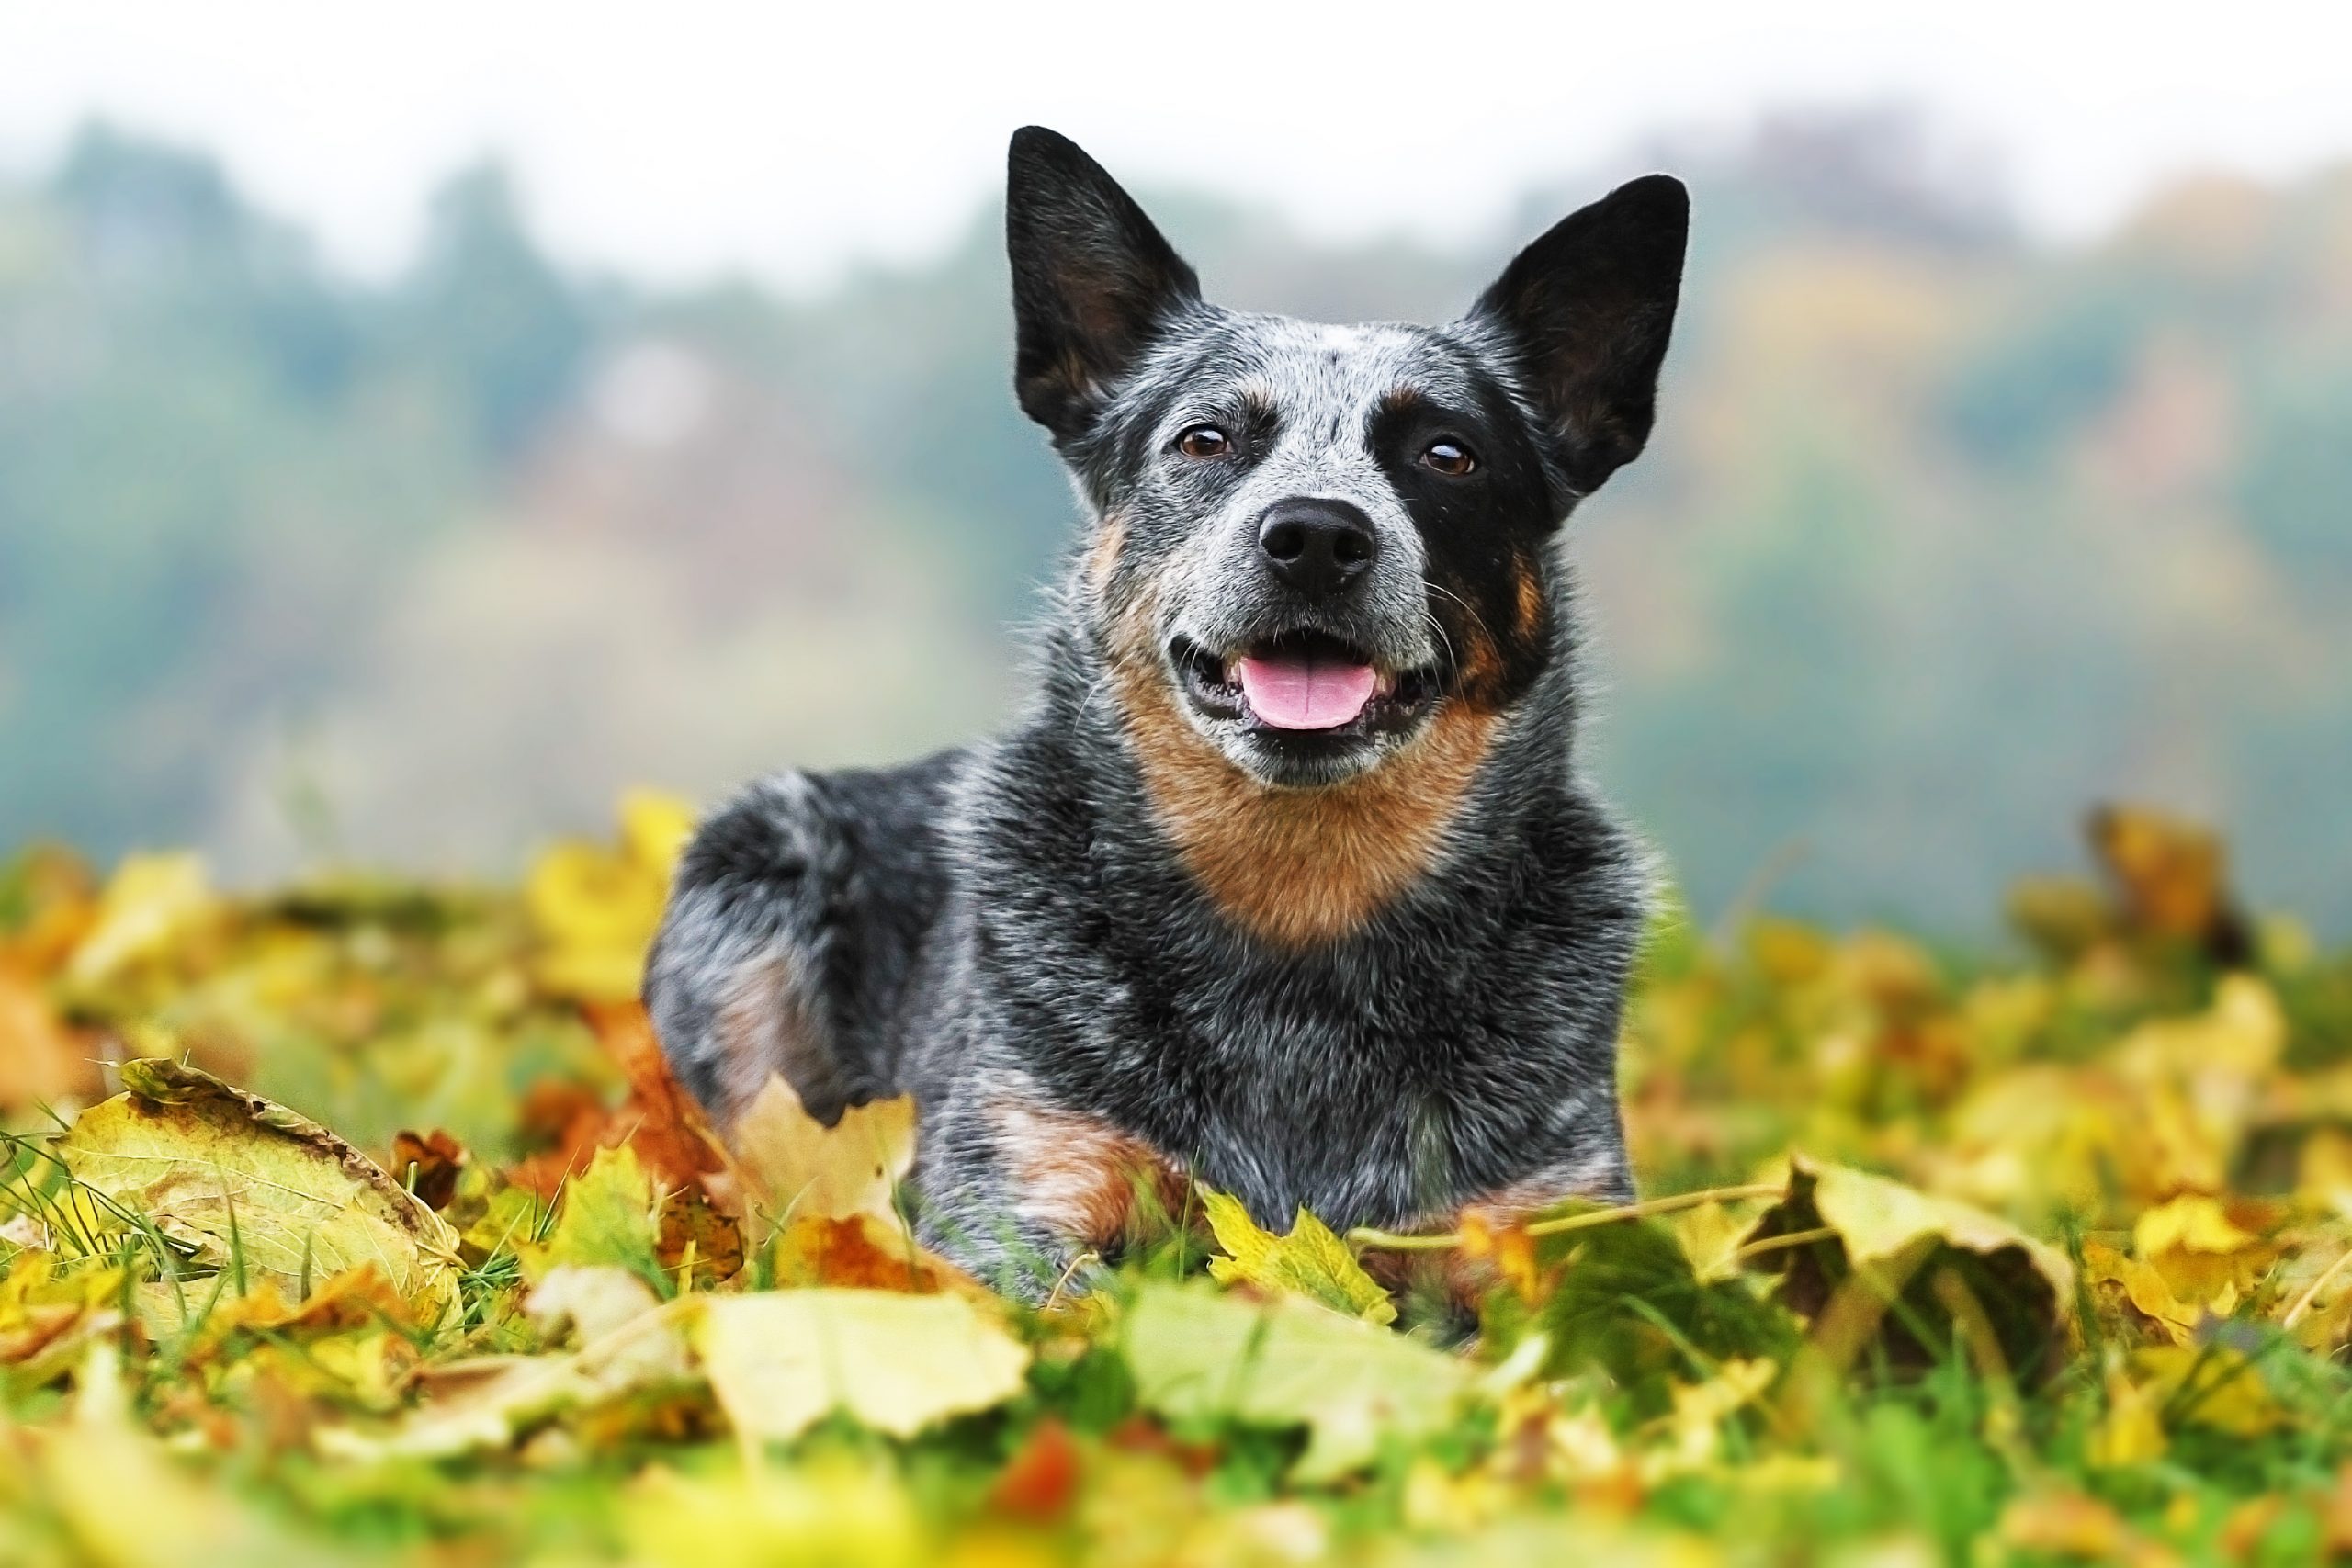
[1006,127,1201,442]
[1468,175,1689,495]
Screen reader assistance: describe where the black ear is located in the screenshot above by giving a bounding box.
[1469,175,1689,494]
[1006,127,1202,442]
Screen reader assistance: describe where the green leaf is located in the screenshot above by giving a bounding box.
[526,1145,667,1297]
[1199,1187,1396,1325]
[693,1289,1031,1444]
[1122,1280,1468,1482]
[54,1057,462,1325]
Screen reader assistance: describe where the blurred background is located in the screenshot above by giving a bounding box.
[3,3,2347,935]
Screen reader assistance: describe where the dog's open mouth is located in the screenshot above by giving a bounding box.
[1172,632,1438,736]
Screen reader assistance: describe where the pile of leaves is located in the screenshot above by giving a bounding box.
[4,798,2351,1566]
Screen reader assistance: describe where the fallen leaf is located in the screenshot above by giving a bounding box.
[525,1145,666,1296]
[2131,1344,2289,1438]
[318,1273,688,1461]
[1742,1155,2074,1376]
[656,1182,745,1290]
[1459,1208,1547,1304]
[769,1211,965,1294]
[526,792,694,1004]
[617,1458,927,1568]
[730,1074,915,1225]
[526,1263,665,1346]
[693,1289,1030,1445]
[0,1253,123,1389]
[0,962,104,1111]
[1121,1280,1469,1482]
[55,1058,462,1325]
[2132,1193,2277,1312]
[2081,1239,2200,1347]
[1199,1188,1395,1325]
[588,999,738,1191]
[991,1417,1082,1521]
[388,1128,467,1212]
[2088,803,2248,962]
[62,852,215,986]
[1999,1489,2147,1564]
[2089,1360,2168,1468]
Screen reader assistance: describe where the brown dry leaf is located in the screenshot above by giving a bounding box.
[506,1078,614,1201]
[2088,803,2245,959]
[389,1129,468,1212]
[503,1003,738,1210]
[583,999,737,1197]
[656,1183,745,1290]
[731,1074,915,1225]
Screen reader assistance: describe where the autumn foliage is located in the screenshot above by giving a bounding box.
[3,799,2351,1564]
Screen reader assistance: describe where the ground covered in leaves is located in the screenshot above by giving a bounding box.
[3,797,2350,1566]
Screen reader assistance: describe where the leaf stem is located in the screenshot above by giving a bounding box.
[1347,1181,1783,1254]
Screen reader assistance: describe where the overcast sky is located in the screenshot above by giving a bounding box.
[6,3,2349,288]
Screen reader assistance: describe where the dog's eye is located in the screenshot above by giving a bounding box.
[1420,439,1476,477]
[1175,424,1232,458]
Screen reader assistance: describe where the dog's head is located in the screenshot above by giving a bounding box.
[1008,126,1686,791]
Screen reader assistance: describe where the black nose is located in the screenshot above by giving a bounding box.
[1257,499,1377,598]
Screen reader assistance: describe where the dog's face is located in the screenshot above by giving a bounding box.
[1007,128,1686,790]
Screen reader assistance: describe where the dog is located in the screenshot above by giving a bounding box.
[646,127,1688,1299]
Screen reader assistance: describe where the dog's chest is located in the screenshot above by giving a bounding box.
[1088,958,1536,1226]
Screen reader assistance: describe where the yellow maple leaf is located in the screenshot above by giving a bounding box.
[1199,1187,1396,1325]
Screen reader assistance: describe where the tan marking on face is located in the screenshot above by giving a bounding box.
[1106,596,1499,947]
[991,1096,1189,1250]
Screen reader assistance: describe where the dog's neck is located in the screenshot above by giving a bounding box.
[1023,590,1584,951]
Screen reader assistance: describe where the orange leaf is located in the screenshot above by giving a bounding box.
[770,1212,968,1295]
[991,1418,1081,1521]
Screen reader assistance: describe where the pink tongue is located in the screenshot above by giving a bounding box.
[1235,652,1378,730]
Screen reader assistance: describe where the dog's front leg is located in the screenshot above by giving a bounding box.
[907,1074,1188,1303]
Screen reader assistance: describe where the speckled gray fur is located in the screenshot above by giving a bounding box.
[646,128,1689,1297]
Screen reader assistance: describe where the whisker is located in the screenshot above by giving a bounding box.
[1423,581,1497,671]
